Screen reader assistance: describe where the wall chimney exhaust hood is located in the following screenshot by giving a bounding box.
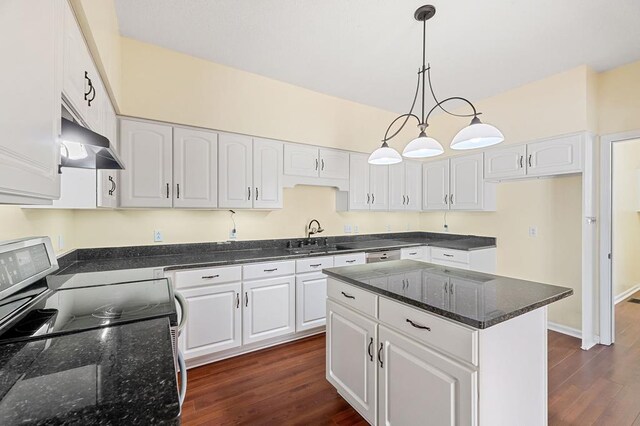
[59,118,124,171]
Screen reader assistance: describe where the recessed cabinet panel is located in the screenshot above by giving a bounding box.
[62,0,88,121]
[450,153,483,210]
[422,159,450,211]
[404,160,422,211]
[173,127,218,208]
[253,138,283,209]
[369,165,389,211]
[349,154,370,211]
[119,120,173,208]
[388,163,406,211]
[218,133,253,208]
[296,272,328,332]
[284,144,319,177]
[527,135,582,177]
[484,145,527,180]
[243,276,295,345]
[319,148,349,179]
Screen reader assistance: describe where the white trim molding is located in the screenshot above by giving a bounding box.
[614,284,640,305]
[599,129,640,346]
[547,321,582,340]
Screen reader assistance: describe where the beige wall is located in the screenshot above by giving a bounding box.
[0,207,75,254]
[598,60,640,135]
[612,139,640,299]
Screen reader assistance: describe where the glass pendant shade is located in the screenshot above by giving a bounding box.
[368,142,402,165]
[450,117,504,150]
[402,132,444,158]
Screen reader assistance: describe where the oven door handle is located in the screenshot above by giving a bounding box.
[177,349,187,407]
[175,292,188,334]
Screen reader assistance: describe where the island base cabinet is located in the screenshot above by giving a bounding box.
[326,300,377,425]
[243,276,295,345]
[179,283,242,360]
[378,325,477,426]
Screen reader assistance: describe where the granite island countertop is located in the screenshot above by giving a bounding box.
[55,232,496,275]
[0,318,180,425]
[323,260,572,329]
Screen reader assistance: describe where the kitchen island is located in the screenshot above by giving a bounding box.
[323,260,572,426]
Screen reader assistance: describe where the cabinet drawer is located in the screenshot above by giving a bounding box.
[379,297,478,365]
[327,279,377,318]
[243,260,295,280]
[400,246,425,260]
[333,252,366,267]
[296,256,334,274]
[430,248,470,265]
[174,265,241,289]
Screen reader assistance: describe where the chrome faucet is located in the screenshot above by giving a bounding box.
[306,219,324,239]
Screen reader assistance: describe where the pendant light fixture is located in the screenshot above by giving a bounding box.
[368,5,504,165]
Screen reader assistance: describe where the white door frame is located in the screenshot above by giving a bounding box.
[581,133,598,350]
[598,130,640,346]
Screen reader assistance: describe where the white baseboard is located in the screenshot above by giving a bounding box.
[614,284,640,305]
[547,321,582,339]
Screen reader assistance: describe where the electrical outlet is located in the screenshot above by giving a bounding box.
[57,235,64,250]
[229,229,237,240]
[344,224,352,233]
[386,224,391,232]
[529,226,538,238]
[153,230,163,242]
[443,224,449,232]
[354,225,359,234]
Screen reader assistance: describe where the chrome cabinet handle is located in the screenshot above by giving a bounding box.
[202,275,219,279]
[248,187,251,200]
[528,154,533,167]
[166,183,170,198]
[263,268,278,272]
[236,292,240,308]
[108,176,116,196]
[444,194,448,204]
[245,292,248,307]
[177,183,180,199]
[377,342,384,368]
[519,155,524,168]
[345,259,356,263]
[255,187,259,200]
[341,291,355,299]
[406,318,431,331]
[368,337,374,362]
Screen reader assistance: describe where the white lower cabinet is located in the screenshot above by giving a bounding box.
[243,275,295,345]
[326,300,378,424]
[296,272,328,332]
[179,282,242,360]
[378,325,476,426]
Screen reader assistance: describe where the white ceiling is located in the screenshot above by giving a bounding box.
[115,0,640,114]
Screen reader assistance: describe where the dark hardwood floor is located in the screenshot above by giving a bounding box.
[181,291,640,425]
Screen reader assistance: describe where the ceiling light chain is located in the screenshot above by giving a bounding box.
[368,4,504,165]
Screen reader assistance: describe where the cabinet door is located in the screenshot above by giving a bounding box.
[0,0,61,202]
[403,270,423,300]
[319,148,349,180]
[388,163,406,211]
[295,272,328,332]
[484,145,526,180]
[179,283,242,360]
[219,133,253,208]
[85,63,104,135]
[404,160,422,211]
[422,159,450,211]
[243,275,295,345]
[369,164,389,211]
[326,300,377,425]
[423,273,450,310]
[173,127,218,208]
[378,325,476,426]
[119,120,173,208]
[526,134,582,177]
[283,144,319,177]
[62,0,88,121]
[450,153,483,210]
[348,153,370,211]
[253,138,283,209]
[97,102,118,208]
[448,278,482,319]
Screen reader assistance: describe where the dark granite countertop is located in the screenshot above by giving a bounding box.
[0,317,180,425]
[323,260,572,329]
[55,232,496,275]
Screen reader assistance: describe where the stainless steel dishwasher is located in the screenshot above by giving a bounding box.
[365,249,401,263]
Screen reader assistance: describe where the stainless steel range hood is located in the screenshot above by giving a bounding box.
[59,117,124,170]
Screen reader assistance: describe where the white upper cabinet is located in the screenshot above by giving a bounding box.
[347,153,371,211]
[369,165,389,211]
[119,120,173,208]
[284,144,349,180]
[526,134,582,177]
[218,133,253,209]
[319,148,349,179]
[450,153,484,210]
[253,138,283,209]
[173,127,218,209]
[422,159,450,211]
[284,144,319,177]
[389,161,422,211]
[0,0,61,203]
[484,145,527,180]
[62,0,87,121]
